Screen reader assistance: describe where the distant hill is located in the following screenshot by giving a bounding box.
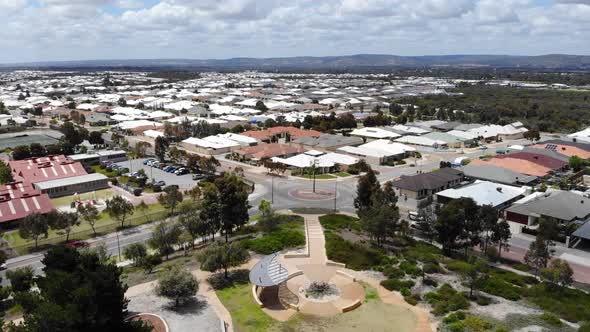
[2,54,590,70]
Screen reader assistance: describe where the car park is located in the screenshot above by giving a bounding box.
[192,174,205,180]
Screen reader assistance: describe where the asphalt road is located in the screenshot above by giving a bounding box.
[0,135,574,284]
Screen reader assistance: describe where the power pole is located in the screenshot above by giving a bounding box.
[271,175,274,204]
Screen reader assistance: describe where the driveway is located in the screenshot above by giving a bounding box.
[116,159,200,190]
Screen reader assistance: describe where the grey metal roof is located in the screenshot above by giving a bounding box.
[34,173,108,190]
[393,168,464,191]
[461,164,538,185]
[0,134,59,150]
[572,221,590,240]
[292,134,363,148]
[249,253,289,287]
[506,191,590,222]
[521,147,569,162]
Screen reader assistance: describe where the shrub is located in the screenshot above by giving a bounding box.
[383,266,405,279]
[425,284,470,316]
[319,214,362,232]
[423,262,444,274]
[539,313,563,327]
[463,316,493,332]
[403,241,443,264]
[380,278,415,291]
[423,278,438,287]
[443,311,466,324]
[243,229,305,255]
[579,323,590,332]
[325,233,384,270]
[404,295,418,306]
[445,260,473,275]
[480,275,521,301]
[525,283,590,322]
[400,260,422,277]
[400,287,411,297]
[447,321,465,332]
[475,295,492,306]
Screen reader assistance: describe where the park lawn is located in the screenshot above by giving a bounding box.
[319,214,363,232]
[50,188,116,208]
[335,172,351,177]
[296,174,336,180]
[3,202,168,254]
[216,280,279,332]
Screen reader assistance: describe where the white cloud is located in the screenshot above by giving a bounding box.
[1,0,590,63]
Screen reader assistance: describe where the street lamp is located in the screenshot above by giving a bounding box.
[271,175,274,204]
[333,177,338,213]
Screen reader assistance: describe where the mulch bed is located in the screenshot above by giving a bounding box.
[129,314,167,332]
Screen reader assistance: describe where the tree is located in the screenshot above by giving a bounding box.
[105,195,134,228]
[60,121,84,146]
[118,97,127,107]
[88,131,104,145]
[435,200,467,255]
[540,259,574,288]
[525,236,553,276]
[149,222,182,260]
[137,200,150,221]
[0,160,14,184]
[155,265,198,307]
[12,145,31,160]
[78,204,100,236]
[134,141,152,158]
[141,254,162,274]
[461,258,489,298]
[258,200,279,233]
[491,220,511,258]
[199,156,219,174]
[523,129,541,142]
[569,155,586,172]
[49,211,80,242]
[29,143,45,157]
[363,195,400,246]
[19,213,49,249]
[255,100,268,112]
[179,206,208,249]
[214,174,250,242]
[6,266,34,293]
[158,186,183,215]
[200,183,221,241]
[123,243,147,266]
[354,167,381,216]
[13,245,151,332]
[198,242,249,278]
[154,136,169,162]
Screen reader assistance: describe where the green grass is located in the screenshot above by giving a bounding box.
[216,280,278,332]
[525,283,590,322]
[335,172,351,177]
[4,202,168,254]
[319,214,362,232]
[50,188,116,208]
[296,174,336,179]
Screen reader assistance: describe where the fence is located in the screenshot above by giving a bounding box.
[11,210,169,255]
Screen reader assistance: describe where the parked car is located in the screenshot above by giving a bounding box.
[143,158,155,165]
[158,164,168,169]
[0,262,6,270]
[167,166,178,173]
[192,173,205,180]
[67,240,89,248]
[408,211,424,222]
[175,168,188,175]
[153,180,166,187]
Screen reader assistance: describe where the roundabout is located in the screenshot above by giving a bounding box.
[288,188,336,201]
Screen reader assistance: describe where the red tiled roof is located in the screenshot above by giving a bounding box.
[495,152,566,170]
[9,155,88,184]
[242,126,322,141]
[235,143,305,160]
[0,182,53,223]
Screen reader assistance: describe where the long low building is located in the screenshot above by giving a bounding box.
[0,182,53,226]
[34,173,110,198]
[68,150,128,166]
[337,139,416,164]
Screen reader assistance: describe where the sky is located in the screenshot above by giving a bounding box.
[1,0,590,63]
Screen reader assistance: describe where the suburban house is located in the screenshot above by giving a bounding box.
[460,164,538,186]
[392,168,464,208]
[242,127,322,144]
[436,180,528,210]
[291,134,363,152]
[505,190,590,227]
[233,143,306,164]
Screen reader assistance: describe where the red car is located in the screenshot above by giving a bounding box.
[67,240,90,248]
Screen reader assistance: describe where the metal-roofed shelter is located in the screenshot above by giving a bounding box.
[249,253,289,287]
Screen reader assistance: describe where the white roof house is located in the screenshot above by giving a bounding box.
[116,120,162,130]
[468,124,528,138]
[217,133,258,145]
[390,125,430,135]
[319,152,359,166]
[350,128,401,140]
[143,129,164,138]
[272,154,335,169]
[436,180,527,208]
[446,130,479,141]
[394,135,446,147]
[182,136,240,150]
[568,128,590,142]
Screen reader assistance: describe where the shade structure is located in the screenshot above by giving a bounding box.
[249,253,289,287]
